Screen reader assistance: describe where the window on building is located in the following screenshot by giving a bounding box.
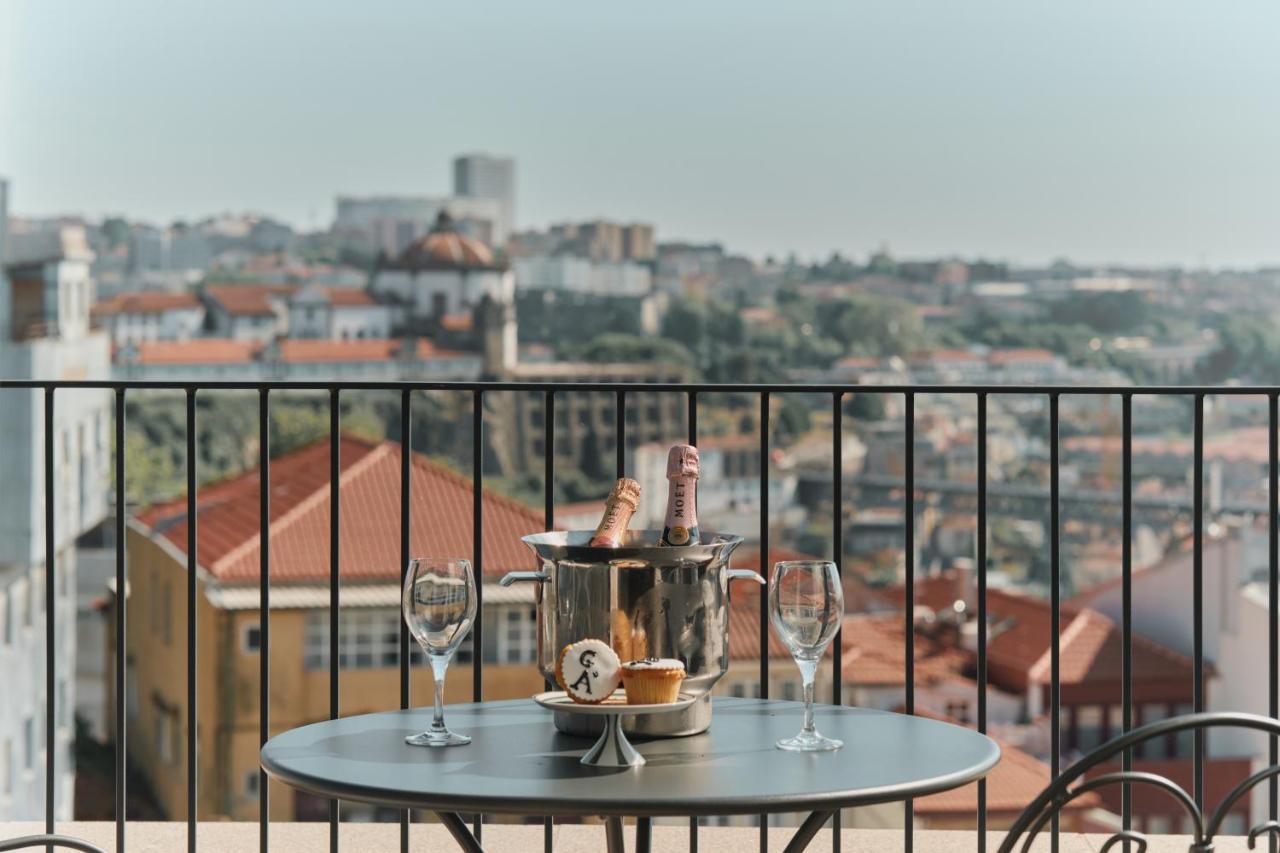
[1146,815,1172,835]
[163,580,173,645]
[242,623,262,654]
[57,680,68,729]
[495,607,537,664]
[245,770,260,799]
[157,710,173,765]
[1139,704,1170,759]
[31,568,42,619]
[781,681,798,701]
[1222,813,1247,835]
[0,592,8,646]
[2,740,10,796]
[945,701,971,724]
[17,580,30,629]
[304,608,459,671]
[1173,703,1195,757]
[1076,705,1105,752]
[23,718,33,770]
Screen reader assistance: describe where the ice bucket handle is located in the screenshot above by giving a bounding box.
[726,568,766,585]
[499,571,550,587]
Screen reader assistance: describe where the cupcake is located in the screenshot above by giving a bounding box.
[620,658,686,705]
[556,639,621,705]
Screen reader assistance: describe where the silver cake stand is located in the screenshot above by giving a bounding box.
[533,690,697,768]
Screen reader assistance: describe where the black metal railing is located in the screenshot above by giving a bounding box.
[3,378,1280,853]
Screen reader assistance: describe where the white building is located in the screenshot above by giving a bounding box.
[201,283,293,341]
[286,285,393,340]
[1073,526,1273,822]
[369,212,515,339]
[513,254,651,296]
[0,188,111,820]
[90,291,205,345]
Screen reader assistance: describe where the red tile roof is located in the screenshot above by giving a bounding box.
[440,313,473,333]
[133,339,262,365]
[204,284,295,316]
[913,713,1100,816]
[839,613,972,688]
[135,436,545,586]
[324,288,377,307]
[277,339,401,363]
[890,572,1197,691]
[92,291,202,316]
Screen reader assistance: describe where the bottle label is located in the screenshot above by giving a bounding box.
[663,476,697,543]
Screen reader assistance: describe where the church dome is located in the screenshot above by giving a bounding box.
[397,211,498,270]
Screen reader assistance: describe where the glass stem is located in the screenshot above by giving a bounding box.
[430,655,449,732]
[798,658,818,734]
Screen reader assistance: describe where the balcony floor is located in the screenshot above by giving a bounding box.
[0,822,1266,851]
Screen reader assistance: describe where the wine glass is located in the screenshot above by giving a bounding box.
[769,560,844,752]
[402,557,478,747]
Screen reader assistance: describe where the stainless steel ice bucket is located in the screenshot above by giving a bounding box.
[504,530,760,738]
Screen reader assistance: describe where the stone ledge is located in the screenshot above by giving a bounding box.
[0,822,1261,852]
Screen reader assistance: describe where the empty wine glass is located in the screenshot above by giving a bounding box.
[769,560,844,752]
[402,557,477,747]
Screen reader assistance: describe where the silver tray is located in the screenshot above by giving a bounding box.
[533,690,696,767]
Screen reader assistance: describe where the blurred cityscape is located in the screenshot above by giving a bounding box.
[1,151,1279,836]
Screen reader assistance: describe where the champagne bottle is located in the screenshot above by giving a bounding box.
[659,444,700,546]
[588,478,642,547]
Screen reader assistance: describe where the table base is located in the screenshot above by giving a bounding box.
[434,810,835,853]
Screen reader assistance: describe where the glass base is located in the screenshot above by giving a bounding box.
[406,729,472,748]
[776,729,843,752]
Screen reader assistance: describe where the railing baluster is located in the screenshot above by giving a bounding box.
[976,392,988,852]
[904,391,915,853]
[258,388,270,853]
[688,389,698,853]
[186,389,198,853]
[759,391,770,853]
[543,389,555,853]
[43,388,55,853]
[832,393,843,851]
[1271,391,1279,853]
[1050,392,1060,852]
[1121,393,1133,851]
[472,389,484,842]
[1193,392,1205,809]
[615,390,626,478]
[329,389,341,851]
[399,389,412,853]
[114,388,127,853]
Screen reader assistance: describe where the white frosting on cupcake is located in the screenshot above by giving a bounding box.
[622,657,685,672]
[559,639,621,702]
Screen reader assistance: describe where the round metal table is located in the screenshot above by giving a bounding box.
[261,697,1000,853]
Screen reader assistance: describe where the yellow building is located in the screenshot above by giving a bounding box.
[104,436,548,822]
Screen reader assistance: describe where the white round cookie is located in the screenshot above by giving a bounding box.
[557,639,621,704]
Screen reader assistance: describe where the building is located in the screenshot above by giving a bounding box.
[452,154,515,246]
[335,195,505,257]
[1071,526,1269,833]
[285,285,392,340]
[0,189,112,820]
[368,212,515,349]
[89,291,205,346]
[106,436,549,823]
[201,283,294,341]
[513,254,651,296]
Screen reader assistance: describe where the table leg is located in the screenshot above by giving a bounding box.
[436,812,485,853]
[605,816,627,853]
[781,810,834,853]
[635,817,652,853]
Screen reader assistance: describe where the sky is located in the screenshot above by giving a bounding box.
[2,0,1278,268]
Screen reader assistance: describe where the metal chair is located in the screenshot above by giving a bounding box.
[997,712,1280,853]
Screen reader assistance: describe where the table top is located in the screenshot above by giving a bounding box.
[260,697,1000,818]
